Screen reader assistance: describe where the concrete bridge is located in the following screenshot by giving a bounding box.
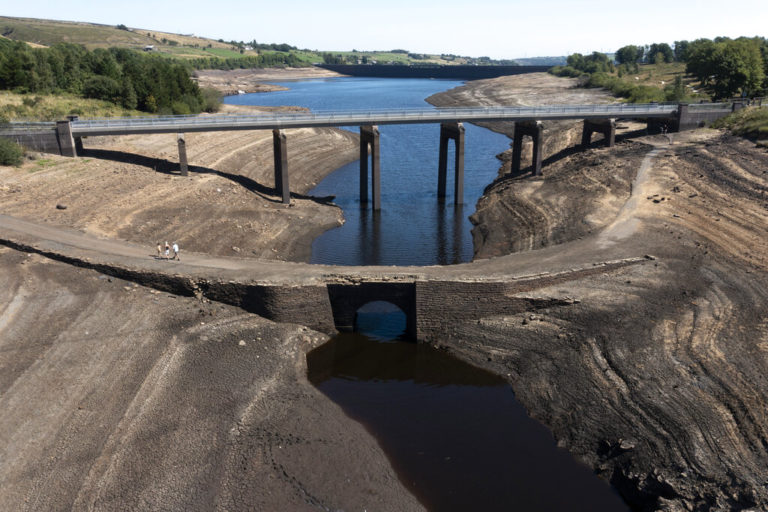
[1,102,739,209]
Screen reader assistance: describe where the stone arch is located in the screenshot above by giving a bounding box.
[326,282,417,340]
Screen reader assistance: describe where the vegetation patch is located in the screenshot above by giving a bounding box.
[713,107,768,140]
[0,39,212,114]
[0,91,141,120]
[0,137,24,166]
[551,37,768,103]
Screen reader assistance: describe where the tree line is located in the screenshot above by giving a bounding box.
[189,52,304,70]
[554,37,767,101]
[0,39,217,115]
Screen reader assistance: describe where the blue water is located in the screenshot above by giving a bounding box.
[224,77,510,266]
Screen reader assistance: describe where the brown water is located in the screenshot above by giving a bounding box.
[307,307,629,511]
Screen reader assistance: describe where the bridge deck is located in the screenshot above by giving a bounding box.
[68,104,682,136]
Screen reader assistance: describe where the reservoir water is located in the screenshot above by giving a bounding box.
[225,78,628,510]
[224,77,510,266]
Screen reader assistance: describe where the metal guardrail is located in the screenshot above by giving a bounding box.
[67,103,683,136]
[688,103,732,112]
[0,122,57,134]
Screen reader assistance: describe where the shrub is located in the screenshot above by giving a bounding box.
[200,87,221,113]
[0,138,24,166]
[82,75,121,102]
[171,101,191,115]
[714,107,768,138]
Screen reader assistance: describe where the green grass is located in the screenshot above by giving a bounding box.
[202,47,249,59]
[0,16,153,48]
[713,106,768,139]
[0,90,143,121]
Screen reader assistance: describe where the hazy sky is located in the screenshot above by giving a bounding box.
[2,0,766,59]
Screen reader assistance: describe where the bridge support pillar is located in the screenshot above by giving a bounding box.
[55,120,77,157]
[177,133,189,176]
[437,122,465,204]
[360,125,381,210]
[67,115,84,153]
[581,118,615,148]
[273,129,290,204]
[511,121,543,176]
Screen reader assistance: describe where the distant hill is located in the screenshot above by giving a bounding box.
[514,56,567,66]
[0,16,242,56]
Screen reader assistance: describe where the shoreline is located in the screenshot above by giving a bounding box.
[195,67,345,95]
[424,73,768,510]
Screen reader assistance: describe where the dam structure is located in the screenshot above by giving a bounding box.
[1,102,738,209]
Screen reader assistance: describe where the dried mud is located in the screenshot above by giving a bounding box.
[431,73,768,511]
[0,104,358,263]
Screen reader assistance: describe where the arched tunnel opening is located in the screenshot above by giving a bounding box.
[354,301,407,341]
[326,282,418,341]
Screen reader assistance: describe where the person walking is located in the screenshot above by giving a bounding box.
[172,241,180,261]
[164,241,170,259]
[156,242,162,259]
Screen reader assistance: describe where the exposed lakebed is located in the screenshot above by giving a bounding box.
[226,78,628,510]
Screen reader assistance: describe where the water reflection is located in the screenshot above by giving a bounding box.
[224,78,510,266]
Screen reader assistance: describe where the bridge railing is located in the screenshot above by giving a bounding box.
[68,103,683,134]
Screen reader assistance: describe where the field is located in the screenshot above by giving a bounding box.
[0,16,500,66]
[0,91,142,121]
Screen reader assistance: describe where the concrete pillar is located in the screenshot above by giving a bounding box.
[360,125,381,210]
[511,121,544,176]
[437,122,465,205]
[673,103,690,132]
[67,115,84,153]
[531,123,543,177]
[273,129,290,204]
[581,118,616,148]
[177,133,189,176]
[55,121,77,157]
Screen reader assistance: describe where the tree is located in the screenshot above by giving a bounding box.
[686,38,718,83]
[615,45,640,65]
[665,75,686,101]
[647,43,674,63]
[709,38,764,99]
[673,40,690,62]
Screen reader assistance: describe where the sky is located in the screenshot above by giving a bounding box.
[1,0,766,59]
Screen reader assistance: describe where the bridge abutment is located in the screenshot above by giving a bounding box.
[272,129,291,204]
[511,121,543,176]
[438,122,465,204]
[360,125,381,210]
[55,121,77,157]
[581,118,616,148]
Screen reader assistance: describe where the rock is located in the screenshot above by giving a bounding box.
[56,204,67,210]
[238,340,246,346]
[619,439,636,451]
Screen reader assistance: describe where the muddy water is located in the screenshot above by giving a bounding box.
[307,307,628,511]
